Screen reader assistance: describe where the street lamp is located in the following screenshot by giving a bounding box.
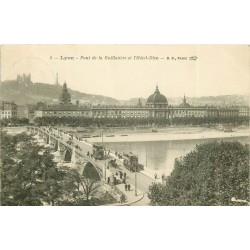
[101,133,106,181]
[135,163,138,196]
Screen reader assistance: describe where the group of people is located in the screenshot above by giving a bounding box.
[107,171,127,185]
[124,183,131,191]
[154,172,166,181]
[87,151,94,158]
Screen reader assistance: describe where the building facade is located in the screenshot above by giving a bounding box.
[33,84,241,120]
[17,104,35,120]
[35,105,92,118]
[0,101,17,119]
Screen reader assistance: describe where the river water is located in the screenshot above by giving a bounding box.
[103,136,249,175]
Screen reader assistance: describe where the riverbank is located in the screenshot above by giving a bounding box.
[86,127,249,143]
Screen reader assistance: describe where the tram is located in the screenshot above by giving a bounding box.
[93,143,105,160]
[123,152,143,172]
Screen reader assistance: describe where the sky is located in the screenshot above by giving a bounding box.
[1,44,249,100]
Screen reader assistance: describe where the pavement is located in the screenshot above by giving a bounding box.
[109,183,145,206]
[101,158,157,205]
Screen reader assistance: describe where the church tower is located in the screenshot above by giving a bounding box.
[59,81,71,105]
[137,98,142,107]
[183,94,186,104]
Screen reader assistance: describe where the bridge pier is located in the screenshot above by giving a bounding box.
[71,146,76,164]
[57,141,61,152]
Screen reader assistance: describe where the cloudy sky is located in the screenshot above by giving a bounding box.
[1,44,249,100]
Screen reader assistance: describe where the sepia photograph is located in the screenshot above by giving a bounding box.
[1,1,250,249]
[0,44,249,206]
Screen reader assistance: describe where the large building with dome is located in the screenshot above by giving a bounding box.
[34,83,239,119]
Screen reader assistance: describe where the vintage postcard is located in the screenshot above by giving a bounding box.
[0,44,249,206]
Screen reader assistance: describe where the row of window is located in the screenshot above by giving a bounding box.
[93,115,149,118]
[1,111,14,114]
[44,111,89,115]
[174,110,206,114]
[94,111,149,114]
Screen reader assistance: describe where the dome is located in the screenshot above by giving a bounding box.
[146,86,168,105]
[179,102,191,108]
[59,82,72,105]
[179,94,190,108]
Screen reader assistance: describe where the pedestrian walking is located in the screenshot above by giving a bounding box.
[107,176,110,184]
[128,184,131,191]
[125,183,127,191]
[124,172,126,180]
[119,171,123,179]
[154,173,157,179]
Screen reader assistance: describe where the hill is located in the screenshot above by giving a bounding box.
[0,79,249,107]
[0,80,119,105]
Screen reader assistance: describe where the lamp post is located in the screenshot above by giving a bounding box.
[101,133,106,181]
[135,163,138,196]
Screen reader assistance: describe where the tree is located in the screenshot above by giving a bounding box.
[56,166,81,205]
[148,141,249,206]
[78,162,101,202]
[1,134,45,205]
[1,132,63,206]
[56,164,101,205]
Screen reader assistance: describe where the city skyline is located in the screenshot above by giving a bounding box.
[1,45,249,100]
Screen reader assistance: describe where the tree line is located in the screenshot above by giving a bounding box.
[33,116,249,127]
[0,117,29,126]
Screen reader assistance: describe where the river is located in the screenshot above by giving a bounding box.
[103,136,249,175]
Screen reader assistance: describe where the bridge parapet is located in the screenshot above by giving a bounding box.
[33,127,104,179]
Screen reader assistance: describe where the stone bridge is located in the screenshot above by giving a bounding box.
[27,126,104,180]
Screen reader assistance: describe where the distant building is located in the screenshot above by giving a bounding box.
[17,73,32,86]
[0,101,17,119]
[179,94,190,108]
[17,104,35,121]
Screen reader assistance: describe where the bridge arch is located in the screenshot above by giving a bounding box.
[64,149,72,162]
[82,162,101,181]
